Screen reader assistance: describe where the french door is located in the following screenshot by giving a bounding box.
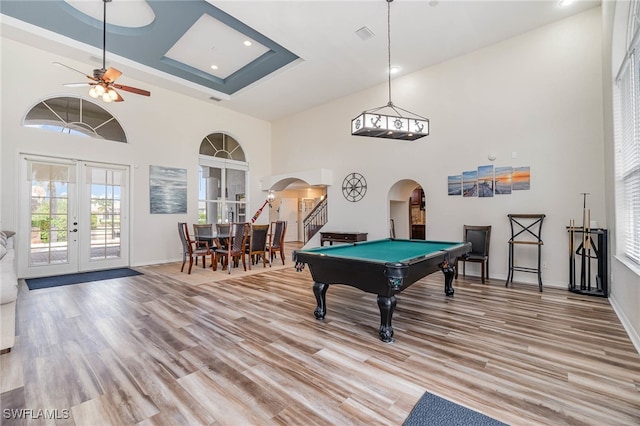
[19,155,129,278]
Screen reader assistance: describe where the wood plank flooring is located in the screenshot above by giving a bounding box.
[1,246,639,425]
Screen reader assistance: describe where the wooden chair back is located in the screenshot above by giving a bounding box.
[455,225,491,283]
[248,224,270,269]
[178,222,211,274]
[213,222,249,274]
[465,225,491,257]
[269,221,287,265]
[216,223,231,236]
[229,222,249,254]
[178,222,192,255]
[193,224,213,240]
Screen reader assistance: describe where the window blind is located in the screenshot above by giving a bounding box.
[615,1,640,265]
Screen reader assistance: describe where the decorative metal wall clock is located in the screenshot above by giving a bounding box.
[342,172,367,202]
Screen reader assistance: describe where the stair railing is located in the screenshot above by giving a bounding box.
[303,196,328,243]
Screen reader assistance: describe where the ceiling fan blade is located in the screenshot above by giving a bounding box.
[103,67,122,83]
[113,84,151,97]
[63,82,96,88]
[111,89,124,102]
[53,61,97,81]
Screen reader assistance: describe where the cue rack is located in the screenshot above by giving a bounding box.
[567,193,608,297]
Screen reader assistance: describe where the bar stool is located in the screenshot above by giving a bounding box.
[506,214,545,291]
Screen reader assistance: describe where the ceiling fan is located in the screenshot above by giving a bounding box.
[56,0,150,102]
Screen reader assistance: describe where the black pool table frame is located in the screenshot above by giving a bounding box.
[293,239,471,343]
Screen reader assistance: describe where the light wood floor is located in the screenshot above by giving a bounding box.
[1,244,639,425]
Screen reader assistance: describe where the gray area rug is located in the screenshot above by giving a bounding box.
[403,391,508,426]
[25,268,142,290]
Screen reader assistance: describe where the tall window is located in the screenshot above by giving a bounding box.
[198,133,248,225]
[615,1,640,265]
[23,96,126,142]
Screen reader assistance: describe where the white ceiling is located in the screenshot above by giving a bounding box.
[1,0,601,122]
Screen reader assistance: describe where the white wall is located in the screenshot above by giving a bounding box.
[272,8,605,289]
[0,37,272,267]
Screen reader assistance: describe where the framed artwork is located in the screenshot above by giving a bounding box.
[513,166,531,190]
[477,165,494,197]
[149,165,187,214]
[495,166,513,194]
[448,165,530,197]
[462,170,478,197]
[448,175,462,196]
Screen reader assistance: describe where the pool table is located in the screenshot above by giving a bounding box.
[293,238,471,343]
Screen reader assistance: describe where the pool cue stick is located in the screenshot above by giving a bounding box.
[569,219,575,289]
[580,193,589,290]
[568,219,572,288]
[587,209,592,291]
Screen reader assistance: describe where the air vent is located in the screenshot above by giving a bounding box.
[355,26,375,41]
[209,96,222,102]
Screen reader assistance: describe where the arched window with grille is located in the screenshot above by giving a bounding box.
[23,96,127,142]
[198,133,248,225]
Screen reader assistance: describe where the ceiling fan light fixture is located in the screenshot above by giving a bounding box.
[59,0,150,103]
[351,0,429,141]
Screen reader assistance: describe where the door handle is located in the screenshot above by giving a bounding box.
[69,229,78,233]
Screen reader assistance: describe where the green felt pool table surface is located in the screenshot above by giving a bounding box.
[298,238,465,263]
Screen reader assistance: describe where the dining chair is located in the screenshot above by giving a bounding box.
[455,225,491,283]
[193,224,214,267]
[268,221,287,266]
[215,223,231,250]
[177,222,212,274]
[213,222,249,274]
[246,224,270,269]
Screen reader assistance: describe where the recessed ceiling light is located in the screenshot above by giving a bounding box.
[390,66,400,74]
[210,65,218,70]
[244,40,252,47]
[558,0,575,6]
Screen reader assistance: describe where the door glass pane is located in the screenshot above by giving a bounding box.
[226,168,246,223]
[200,165,223,224]
[29,167,71,266]
[89,167,122,260]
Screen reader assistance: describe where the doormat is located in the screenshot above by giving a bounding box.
[403,391,507,426]
[25,268,143,290]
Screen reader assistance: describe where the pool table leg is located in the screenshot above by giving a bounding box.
[377,295,397,343]
[313,282,328,320]
[440,260,456,297]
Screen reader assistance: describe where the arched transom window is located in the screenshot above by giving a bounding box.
[23,96,127,142]
[198,133,248,225]
[199,133,246,161]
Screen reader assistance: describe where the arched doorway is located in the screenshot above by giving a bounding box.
[388,180,425,240]
[266,180,327,243]
[261,169,332,243]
